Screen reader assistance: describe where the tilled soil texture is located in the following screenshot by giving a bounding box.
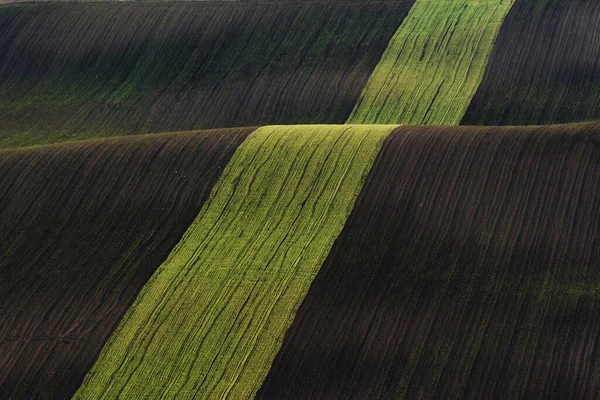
[0,1,414,147]
[0,127,253,399]
[462,0,600,125]
[259,123,600,399]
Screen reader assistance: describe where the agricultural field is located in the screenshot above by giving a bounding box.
[0,128,252,399]
[347,0,515,125]
[0,1,413,147]
[74,124,396,399]
[463,0,600,125]
[259,122,600,399]
[1,0,600,399]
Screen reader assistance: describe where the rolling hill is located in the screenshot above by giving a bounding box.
[0,128,252,399]
[463,0,600,125]
[1,0,600,398]
[0,1,414,147]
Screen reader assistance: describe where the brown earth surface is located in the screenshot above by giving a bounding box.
[0,127,253,399]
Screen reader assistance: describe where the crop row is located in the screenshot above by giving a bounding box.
[347,0,516,125]
[463,0,600,125]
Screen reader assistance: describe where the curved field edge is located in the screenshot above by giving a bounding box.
[259,122,600,399]
[74,124,397,399]
[0,127,253,399]
[462,0,600,125]
[0,1,415,148]
[347,0,515,125]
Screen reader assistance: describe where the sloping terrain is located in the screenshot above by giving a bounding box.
[0,1,414,147]
[258,122,600,399]
[347,0,515,125]
[75,124,396,399]
[462,0,600,125]
[1,0,600,398]
[0,127,252,399]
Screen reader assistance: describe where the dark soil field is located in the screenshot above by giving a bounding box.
[0,1,414,147]
[462,0,600,125]
[259,122,600,399]
[0,127,252,399]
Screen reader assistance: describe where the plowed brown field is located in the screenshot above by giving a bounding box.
[0,127,252,399]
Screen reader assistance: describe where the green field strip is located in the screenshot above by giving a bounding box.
[74,124,396,399]
[347,0,515,125]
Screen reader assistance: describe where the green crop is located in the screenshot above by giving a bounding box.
[347,0,515,125]
[74,124,397,399]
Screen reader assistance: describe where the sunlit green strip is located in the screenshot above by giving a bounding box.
[348,0,515,125]
[75,124,397,399]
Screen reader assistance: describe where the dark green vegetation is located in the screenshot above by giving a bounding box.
[0,1,414,147]
[259,123,600,399]
[0,127,252,399]
[462,0,600,125]
[75,124,396,399]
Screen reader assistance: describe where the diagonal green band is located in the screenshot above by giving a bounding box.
[74,124,396,399]
[348,0,516,126]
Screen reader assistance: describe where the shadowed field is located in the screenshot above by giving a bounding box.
[462,0,600,125]
[0,127,252,399]
[0,1,414,147]
[259,122,600,399]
